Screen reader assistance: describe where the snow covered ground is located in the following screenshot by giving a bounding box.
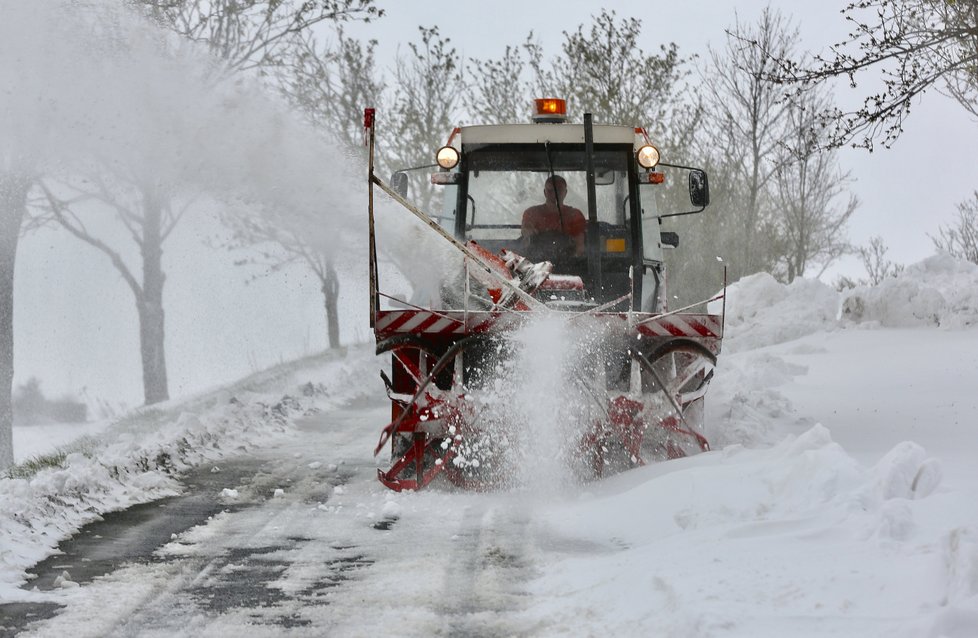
[3,255,978,637]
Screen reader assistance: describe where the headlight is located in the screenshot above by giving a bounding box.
[636,144,660,169]
[436,146,460,169]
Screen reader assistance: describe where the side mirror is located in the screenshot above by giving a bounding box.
[390,171,408,199]
[689,170,710,207]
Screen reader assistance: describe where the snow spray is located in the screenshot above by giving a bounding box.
[3,1,366,404]
[0,1,360,255]
[501,312,596,495]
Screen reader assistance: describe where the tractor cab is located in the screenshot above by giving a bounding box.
[429,99,709,313]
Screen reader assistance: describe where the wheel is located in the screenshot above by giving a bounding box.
[375,335,461,490]
[374,334,507,490]
[636,339,715,459]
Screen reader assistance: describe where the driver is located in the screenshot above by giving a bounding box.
[520,175,586,255]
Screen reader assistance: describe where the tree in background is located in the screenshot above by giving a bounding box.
[933,191,978,264]
[466,10,693,150]
[700,8,797,278]
[37,176,188,404]
[859,236,904,285]
[223,217,344,349]
[384,26,465,212]
[739,0,978,150]
[0,172,32,470]
[466,36,545,125]
[771,88,859,281]
[285,27,384,148]
[224,27,387,350]
[132,0,383,74]
[27,1,384,405]
[542,10,692,150]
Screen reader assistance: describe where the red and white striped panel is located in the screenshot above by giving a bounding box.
[374,310,467,338]
[636,313,723,338]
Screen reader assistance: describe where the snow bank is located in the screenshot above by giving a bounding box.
[706,254,978,453]
[715,254,978,353]
[526,425,964,637]
[841,253,978,328]
[0,347,376,600]
[716,272,839,352]
[707,351,808,448]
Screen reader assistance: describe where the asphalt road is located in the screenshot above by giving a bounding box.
[4,399,541,637]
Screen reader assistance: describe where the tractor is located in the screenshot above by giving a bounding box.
[364,99,723,491]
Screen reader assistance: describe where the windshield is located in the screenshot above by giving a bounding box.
[460,144,631,245]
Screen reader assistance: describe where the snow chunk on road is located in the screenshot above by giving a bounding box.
[381,499,401,520]
[871,441,943,500]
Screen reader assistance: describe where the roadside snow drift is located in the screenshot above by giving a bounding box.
[0,350,375,602]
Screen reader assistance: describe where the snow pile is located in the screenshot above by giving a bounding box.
[716,272,840,352]
[705,255,978,448]
[841,253,978,328]
[707,350,809,447]
[716,254,978,352]
[525,425,971,637]
[704,273,835,447]
[0,347,376,599]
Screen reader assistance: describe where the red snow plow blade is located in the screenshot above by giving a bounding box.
[371,297,720,492]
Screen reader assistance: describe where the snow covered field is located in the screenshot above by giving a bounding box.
[2,255,978,637]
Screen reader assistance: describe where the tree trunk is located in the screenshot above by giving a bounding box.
[322,260,340,350]
[0,173,30,470]
[138,186,168,405]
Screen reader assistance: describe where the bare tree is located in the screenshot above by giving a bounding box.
[858,235,904,285]
[0,171,32,470]
[465,36,544,125]
[385,26,465,212]
[547,10,692,148]
[465,11,693,149]
[224,217,344,349]
[701,8,797,276]
[235,27,386,349]
[283,27,384,148]
[772,89,859,281]
[932,191,978,264]
[37,176,188,404]
[28,2,382,405]
[132,0,383,75]
[739,0,978,150]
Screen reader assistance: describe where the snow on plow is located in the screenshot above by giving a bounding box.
[365,100,723,491]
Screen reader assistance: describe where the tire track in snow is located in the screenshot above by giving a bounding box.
[436,501,536,637]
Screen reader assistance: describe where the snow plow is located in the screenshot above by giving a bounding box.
[365,99,724,491]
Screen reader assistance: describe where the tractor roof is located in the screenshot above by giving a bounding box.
[459,124,638,147]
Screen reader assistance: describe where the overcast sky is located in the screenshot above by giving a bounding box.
[344,0,978,275]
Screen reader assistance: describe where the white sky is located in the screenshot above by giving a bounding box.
[344,0,978,275]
